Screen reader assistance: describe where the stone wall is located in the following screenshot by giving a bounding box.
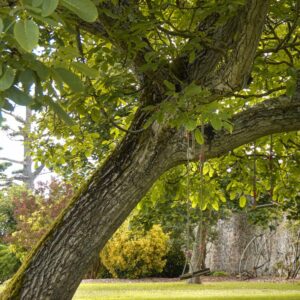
[205,213,296,276]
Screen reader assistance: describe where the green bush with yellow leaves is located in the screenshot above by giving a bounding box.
[100,221,169,279]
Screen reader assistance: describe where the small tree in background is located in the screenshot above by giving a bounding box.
[2,180,73,261]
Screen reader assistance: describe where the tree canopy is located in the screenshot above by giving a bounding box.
[0,0,300,299]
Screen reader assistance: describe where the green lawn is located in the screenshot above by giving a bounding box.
[1,280,299,299]
[73,281,300,300]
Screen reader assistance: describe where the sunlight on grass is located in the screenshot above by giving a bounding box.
[73,281,300,300]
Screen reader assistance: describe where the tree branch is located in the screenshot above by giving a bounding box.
[233,86,286,99]
[208,99,300,159]
[33,164,45,178]
[187,0,269,95]
[2,110,25,124]
[0,157,24,165]
[170,94,300,165]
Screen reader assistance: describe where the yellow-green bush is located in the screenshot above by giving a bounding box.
[100,221,169,278]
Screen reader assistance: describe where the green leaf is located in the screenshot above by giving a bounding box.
[0,18,3,34]
[210,116,222,130]
[219,193,226,203]
[184,119,197,131]
[43,96,74,125]
[91,108,100,122]
[54,68,84,93]
[194,128,204,144]
[211,201,219,211]
[229,191,236,200]
[203,163,209,175]
[60,0,98,22]
[201,201,208,211]
[71,62,99,78]
[14,20,39,52]
[30,60,50,80]
[184,83,203,97]
[163,80,175,92]
[0,68,15,91]
[32,0,43,6]
[209,167,214,177]
[3,86,34,106]
[239,195,247,208]
[42,0,59,17]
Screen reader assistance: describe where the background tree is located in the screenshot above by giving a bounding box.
[0,107,44,189]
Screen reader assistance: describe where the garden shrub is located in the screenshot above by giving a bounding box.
[100,221,169,278]
[0,244,21,283]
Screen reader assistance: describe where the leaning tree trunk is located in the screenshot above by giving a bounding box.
[0,110,180,299]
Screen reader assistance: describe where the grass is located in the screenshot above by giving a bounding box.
[72,281,300,300]
[1,280,299,299]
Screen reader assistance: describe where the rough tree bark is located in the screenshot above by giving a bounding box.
[1,1,300,299]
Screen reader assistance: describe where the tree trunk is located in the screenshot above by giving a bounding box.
[1,110,179,299]
[23,108,34,190]
[188,220,207,284]
[0,107,44,189]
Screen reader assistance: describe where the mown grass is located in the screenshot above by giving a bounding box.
[73,281,300,300]
[1,280,299,299]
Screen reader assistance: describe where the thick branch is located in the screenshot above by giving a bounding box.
[188,0,269,94]
[169,97,300,165]
[33,164,45,178]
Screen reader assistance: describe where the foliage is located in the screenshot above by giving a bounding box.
[0,244,20,283]
[4,180,73,260]
[0,188,16,242]
[100,221,169,279]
